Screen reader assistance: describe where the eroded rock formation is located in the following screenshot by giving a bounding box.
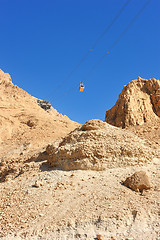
[46,119,159,171]
[0,69,12,85]
[105,77,160,128]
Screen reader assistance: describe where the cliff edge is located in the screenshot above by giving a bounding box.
[105,77,160,128]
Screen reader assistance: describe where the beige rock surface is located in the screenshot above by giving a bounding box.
[126,118,160,149]
[105,77,160,128]
[123,171,151,193]
[0,164,159,240]
[47,119,159,171]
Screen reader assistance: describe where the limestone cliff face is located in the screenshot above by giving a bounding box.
[105,77,160,128]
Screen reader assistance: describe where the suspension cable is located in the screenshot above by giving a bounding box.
[48,0,132,102]
[56,0,152,100]
[82,0,152,82]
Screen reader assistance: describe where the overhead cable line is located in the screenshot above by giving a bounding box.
[58,0,152,99]
[82,0,152,82]
[48,0,131,102]
[88,0,132,50]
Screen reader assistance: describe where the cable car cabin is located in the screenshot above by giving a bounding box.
[79,85,84,92]
[79,81,84,92]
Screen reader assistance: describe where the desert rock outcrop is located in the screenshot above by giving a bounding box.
[47,119,158,170]
[105,77,160,128]
[0,69,12,84]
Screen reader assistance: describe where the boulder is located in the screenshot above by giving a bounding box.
[123,171,151,192]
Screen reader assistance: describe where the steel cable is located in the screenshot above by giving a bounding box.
[48,0,132,102]
[57,0,152,100]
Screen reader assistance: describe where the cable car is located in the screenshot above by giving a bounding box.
[79,81,84,92]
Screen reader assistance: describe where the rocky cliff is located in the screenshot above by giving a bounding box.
[105,77,160,128]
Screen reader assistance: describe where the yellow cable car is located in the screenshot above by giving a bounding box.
[79,81,84,92]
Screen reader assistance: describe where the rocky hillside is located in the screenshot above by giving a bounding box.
[0,71,160,240]
[0,69,79,145]
[105,77,160,128]
[0,69,79,181]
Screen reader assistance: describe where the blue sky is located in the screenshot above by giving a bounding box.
[0,0,159,124]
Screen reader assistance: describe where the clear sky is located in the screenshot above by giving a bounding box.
[0,0,159,124]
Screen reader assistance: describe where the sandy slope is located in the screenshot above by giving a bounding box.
[0,160,160,240]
